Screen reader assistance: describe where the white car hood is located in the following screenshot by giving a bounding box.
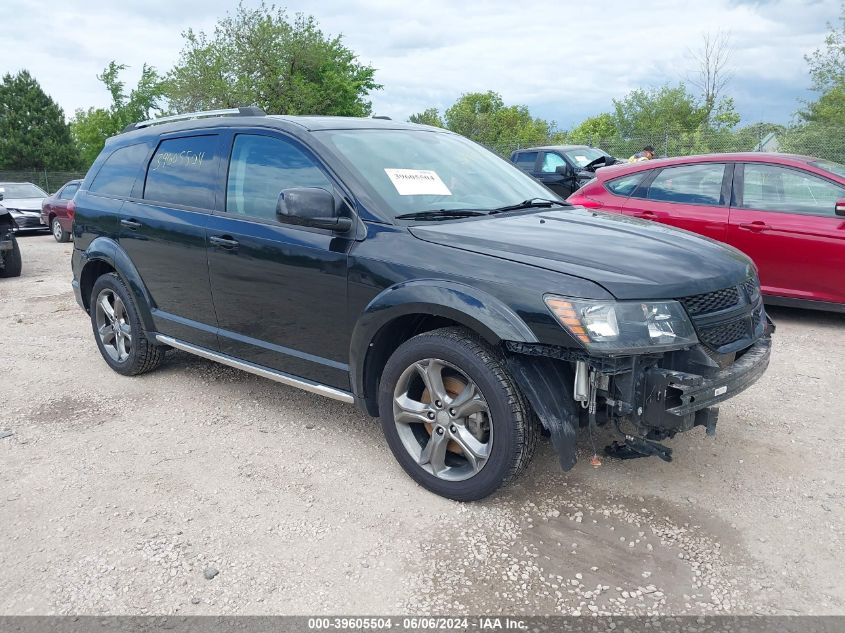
[1,197,43,212]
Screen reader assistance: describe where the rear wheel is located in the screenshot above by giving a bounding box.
[0,236,22,278]
[51,217,70,242]
[378,327,536,501]
[90,273,165,376]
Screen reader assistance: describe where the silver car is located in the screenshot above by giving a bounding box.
[0,182,49,231]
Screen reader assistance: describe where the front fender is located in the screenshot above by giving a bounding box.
[78,237,156,333]
[350,279,538,401]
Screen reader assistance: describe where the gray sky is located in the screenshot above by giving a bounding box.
[3,0,838,128]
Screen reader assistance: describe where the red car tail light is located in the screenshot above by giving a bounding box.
[67,199,76,220]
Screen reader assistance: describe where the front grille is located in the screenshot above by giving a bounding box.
[680,286,739,316]
[679,276,763,352]
[699,319,750,348]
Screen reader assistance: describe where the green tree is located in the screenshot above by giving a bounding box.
[612,84,709,136]
[440,91,556,150]
[0,70,79,170]
[165,2,381,116]
[408,107,444,127]
[799,5,845,126]
[70,62,166,166]
[565,113,618,144]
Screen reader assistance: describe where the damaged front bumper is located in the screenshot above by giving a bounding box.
[505,321,774,470]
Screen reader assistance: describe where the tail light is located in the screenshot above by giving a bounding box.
[66,199,76,221]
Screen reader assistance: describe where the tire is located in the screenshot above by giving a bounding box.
[51,217,70,242]
[0,236,22,278]
[89,272,165,376]
[378,326,537,501]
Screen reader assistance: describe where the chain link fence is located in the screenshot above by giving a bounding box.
[488,125,845,165]
[0,170,88,194]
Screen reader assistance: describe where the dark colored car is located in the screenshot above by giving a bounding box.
[568,153,845,312]
[0,205,22,277]
[0,182,49,231]
[510,145,620,197]
[71,108,773,501]
[41,179,81,242]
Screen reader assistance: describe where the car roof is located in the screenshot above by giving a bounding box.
[0,181,37,186]
[593,152,836,179]
[110,114,443,147]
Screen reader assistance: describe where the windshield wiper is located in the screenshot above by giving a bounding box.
[487,198,573,215]
[394,209,487,221]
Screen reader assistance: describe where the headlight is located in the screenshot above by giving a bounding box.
[544,295,698,353]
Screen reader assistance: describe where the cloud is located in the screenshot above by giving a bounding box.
[1,0,837,127]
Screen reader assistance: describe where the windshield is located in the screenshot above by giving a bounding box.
[0,183,47,199]
[811,159,845,179]
[315,129,556,218]
[562,147,611,168]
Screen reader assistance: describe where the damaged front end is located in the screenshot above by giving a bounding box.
[505,277,774,470]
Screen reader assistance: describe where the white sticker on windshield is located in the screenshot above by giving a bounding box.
[384,169,452,196]
[575,155,588,163]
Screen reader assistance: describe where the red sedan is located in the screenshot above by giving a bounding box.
[40,179,81,242]
[568,153,845,311]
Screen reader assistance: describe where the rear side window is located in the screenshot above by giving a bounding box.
[646,163,725,206]
[59,183,79,200]
[226,134,332,221]
[513,152,538,171]
[144,136,219,209]
[90,144,149,197]
[606,172,647,196]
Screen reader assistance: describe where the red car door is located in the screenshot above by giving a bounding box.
[621,162,731,242]
[727,162,845,305]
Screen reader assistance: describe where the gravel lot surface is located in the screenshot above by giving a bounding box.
[1,234,843,616]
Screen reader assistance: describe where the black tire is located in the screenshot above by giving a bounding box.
[89,272,165,376]
[0,236,22,278]
[51,217,71,242]
[378,326,537,501]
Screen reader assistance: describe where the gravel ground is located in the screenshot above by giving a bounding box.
[1,234,843,616]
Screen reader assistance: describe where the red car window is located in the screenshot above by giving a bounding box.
[741,163,844,216]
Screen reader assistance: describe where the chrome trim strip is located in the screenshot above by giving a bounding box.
[156,334,355,404]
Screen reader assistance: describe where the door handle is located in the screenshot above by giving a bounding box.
[120,218,142,229]
[738,221,769,232]
[209,235,240,249]
[632,210,656,219]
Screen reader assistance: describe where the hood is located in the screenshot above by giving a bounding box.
[1,197,43,212]
[409,208,754,300]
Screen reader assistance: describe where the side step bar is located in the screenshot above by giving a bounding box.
[156,335,355,404]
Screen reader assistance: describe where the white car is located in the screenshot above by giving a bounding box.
[0,182,49,231]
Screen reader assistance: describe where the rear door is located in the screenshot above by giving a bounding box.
[621,162,731,242]
[206,130,353,389]
[55,182,79,221]
[728,162,845,304]
[120,132,222,349]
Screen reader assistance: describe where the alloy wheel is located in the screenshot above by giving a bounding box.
[52,219,62,240]
[392,358,492,482]
[94,289,132,363]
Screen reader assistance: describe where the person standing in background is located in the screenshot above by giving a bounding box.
[628,146,655,162]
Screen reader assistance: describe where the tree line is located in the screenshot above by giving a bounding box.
[1,1,843,172]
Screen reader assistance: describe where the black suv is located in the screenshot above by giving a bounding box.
[511,145,620,197]
[71,108,773,501]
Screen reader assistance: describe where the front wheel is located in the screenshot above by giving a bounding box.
[51,217,71,242]
[378,327,536,501]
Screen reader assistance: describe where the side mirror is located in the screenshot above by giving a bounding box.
[276,187,353,232]
[555,164,575,179]
[836,199,845,217]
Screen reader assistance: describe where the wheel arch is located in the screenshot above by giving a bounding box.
[78,237,156,333]
[351,280,538,416]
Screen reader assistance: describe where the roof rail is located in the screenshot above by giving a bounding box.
[122,106,266,133]
[372,115,392,120]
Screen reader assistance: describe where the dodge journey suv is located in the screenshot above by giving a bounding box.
[71,108,773,501]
